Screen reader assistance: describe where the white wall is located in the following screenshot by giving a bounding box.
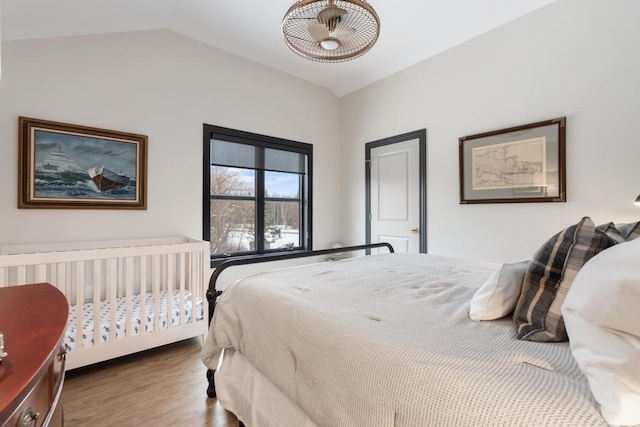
[0,30,341,254]
[339,0,640,262]
[2,1,639,276]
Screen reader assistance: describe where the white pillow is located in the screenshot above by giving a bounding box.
[469,260,529,321]
[562,238,640,426]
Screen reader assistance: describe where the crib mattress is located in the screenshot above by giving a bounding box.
[66,289,204,350]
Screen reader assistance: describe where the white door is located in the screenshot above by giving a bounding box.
[370,138,421,253]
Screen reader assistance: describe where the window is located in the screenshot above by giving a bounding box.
[203,125,312,266]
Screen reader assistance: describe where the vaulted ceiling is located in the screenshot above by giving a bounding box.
[1,0,556,96]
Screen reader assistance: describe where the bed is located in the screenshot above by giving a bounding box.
[202,218,640,427]
[0,236,209,369]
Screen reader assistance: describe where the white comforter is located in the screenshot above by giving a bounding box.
[202,253,607,426]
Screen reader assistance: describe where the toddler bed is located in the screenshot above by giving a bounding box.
[0,236,209,370]
[203,218,640,426]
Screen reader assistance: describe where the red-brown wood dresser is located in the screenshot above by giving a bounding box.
[0,283,68,427]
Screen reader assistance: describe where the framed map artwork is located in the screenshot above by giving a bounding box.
[459,117,566,204]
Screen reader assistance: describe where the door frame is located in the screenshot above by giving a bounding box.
[365,129,427,253]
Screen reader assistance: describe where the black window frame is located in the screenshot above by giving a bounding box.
[203,124,313,267]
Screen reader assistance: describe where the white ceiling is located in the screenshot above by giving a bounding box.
[1,0,556,97]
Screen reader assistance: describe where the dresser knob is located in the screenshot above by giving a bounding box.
[16,407,39,427]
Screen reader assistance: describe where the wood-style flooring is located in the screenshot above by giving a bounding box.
[62,337,239,427]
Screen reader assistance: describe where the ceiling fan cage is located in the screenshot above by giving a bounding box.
[282,0,380,63]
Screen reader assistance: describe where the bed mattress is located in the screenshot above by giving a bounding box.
[202,253,609,426]
[66,289,204,350]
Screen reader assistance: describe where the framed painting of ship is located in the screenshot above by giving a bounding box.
[18,117,148,209]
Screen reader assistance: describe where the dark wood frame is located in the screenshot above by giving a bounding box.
[365,129,427,253]
[18,117,148,209]
[459,117,566,204]
[204,242,395,399]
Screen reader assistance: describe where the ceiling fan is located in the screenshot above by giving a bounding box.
[282,0,380,63]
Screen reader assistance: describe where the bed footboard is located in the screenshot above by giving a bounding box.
[205,242,394,398]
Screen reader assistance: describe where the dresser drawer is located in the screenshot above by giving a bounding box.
[0,285,68,427]
[4,345,65,427]
[7,375,50,427]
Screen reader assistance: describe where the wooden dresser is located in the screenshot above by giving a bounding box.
[0,284,68,427]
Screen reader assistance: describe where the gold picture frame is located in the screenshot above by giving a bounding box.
[18,117,148,209]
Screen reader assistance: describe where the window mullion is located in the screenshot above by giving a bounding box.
[299,174,304,248]
[256,169,265,254]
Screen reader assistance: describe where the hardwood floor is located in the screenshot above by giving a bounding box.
[62,337,239,427]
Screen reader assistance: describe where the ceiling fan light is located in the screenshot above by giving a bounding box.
[320,38,340,50]
[282,0,380,63]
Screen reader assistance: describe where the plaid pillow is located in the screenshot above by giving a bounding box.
[596,222,625,244]
[616,221,640,241]
[513,217,615,342]
[597,221,640,243]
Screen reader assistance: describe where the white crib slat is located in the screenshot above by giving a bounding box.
[117,258,124,298]
[196,250,202,321]
[93,260,101,349]
[108,258,118,343]
[75,261,85,350]
[140,255,147,336]
[153,255,161,333]
[190,251,196,324]
[125,257,134,339]
[192,251,199,323]
[50,263,57,290]
[167,254,174,329]
[56,263,66,294]
[16,266,26,285]
[187,251,192,322]
[186,252,192,322]
[195,249,201,321]
[198,249,205,311]
[35,264,47,283]
[0,267,6,287]
[178,252,186,325]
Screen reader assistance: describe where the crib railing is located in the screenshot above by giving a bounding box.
[0,236,210,369]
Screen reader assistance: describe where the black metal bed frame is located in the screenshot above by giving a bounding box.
[205,242,395,400]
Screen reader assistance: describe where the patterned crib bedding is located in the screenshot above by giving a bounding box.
[66,289,204,350]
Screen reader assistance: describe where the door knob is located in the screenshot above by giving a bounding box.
[411,227,419,233]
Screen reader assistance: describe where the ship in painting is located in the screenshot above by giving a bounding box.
[42,149,82,172]
[87,166,131,192]
[37,149,88,182]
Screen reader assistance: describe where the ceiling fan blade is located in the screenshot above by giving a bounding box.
[333,26,356,39]
[307,21,330,42]
[317,5,347,27]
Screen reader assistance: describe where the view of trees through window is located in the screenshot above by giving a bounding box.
[210,166,301,255]
[204,124,312,263]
